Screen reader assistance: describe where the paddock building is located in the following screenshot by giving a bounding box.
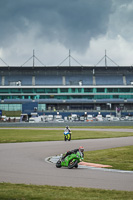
[0,63,133,116]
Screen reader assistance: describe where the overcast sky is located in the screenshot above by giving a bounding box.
[0,0,133,66]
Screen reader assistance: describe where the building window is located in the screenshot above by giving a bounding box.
[84,88,93,93]
[97,88,105,93]
[45,88,57,93]
[60,88,68,93]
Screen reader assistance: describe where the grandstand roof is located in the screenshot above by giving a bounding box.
[0,65,133,70]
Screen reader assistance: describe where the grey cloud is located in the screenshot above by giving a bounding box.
[0,0,113,52]
[109,0,133,40]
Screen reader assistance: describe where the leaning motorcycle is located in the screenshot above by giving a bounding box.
[56,151,83,169]
[64,131,71,141]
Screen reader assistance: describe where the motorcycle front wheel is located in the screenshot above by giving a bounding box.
[68,159,78,169]
[64,135,67,141]
[56,160,61,168]
[75,163,78,168]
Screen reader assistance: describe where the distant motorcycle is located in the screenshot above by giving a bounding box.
[64,130,71,141]
[56,151,83,169]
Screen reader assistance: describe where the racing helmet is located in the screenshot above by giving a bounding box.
[66,126,69,129]
[79,146,84,153]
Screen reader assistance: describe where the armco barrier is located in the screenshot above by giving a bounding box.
[0,121,133,127]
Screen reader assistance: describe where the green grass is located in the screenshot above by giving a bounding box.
[2,110,21,117]
[84,145,133,171]
[0,129,133,143]
[0,183,133,200]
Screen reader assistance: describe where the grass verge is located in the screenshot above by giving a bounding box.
[0,183,133,200]
[84,145,133,171]
[0,129,133,143]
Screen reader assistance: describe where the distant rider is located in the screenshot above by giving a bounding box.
[64,126,72,141]
[61,146,84,161]
[64,126,71,134]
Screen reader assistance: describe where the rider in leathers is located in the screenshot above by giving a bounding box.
[61,146,84,160]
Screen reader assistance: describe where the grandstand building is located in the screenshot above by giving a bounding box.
[0,62,133,115]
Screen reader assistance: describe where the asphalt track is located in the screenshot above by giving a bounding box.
[0,127,133,132]
[0,131,133,191]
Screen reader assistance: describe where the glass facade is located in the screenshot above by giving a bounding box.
[0,103,47,111]
[0,86,133,101]
[0,104,22,111]
[38,104,46,111]
[0,87,133,94]
[0,85,133,113]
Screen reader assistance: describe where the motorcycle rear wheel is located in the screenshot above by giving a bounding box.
[68,159,78,169]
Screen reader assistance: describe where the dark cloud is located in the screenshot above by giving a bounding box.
[0,0,113,52]
[109,0,133,41]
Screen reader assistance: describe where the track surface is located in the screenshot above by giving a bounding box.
[0,127,133,132]
[0,136,133,191]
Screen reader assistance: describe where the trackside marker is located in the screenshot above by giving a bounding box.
[79,161,112,168]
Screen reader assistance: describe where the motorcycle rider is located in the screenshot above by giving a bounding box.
[64,126,72,141]
[64,126,71,134]
[61,146,84,161]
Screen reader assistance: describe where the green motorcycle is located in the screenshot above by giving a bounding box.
[56,151,83,169]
